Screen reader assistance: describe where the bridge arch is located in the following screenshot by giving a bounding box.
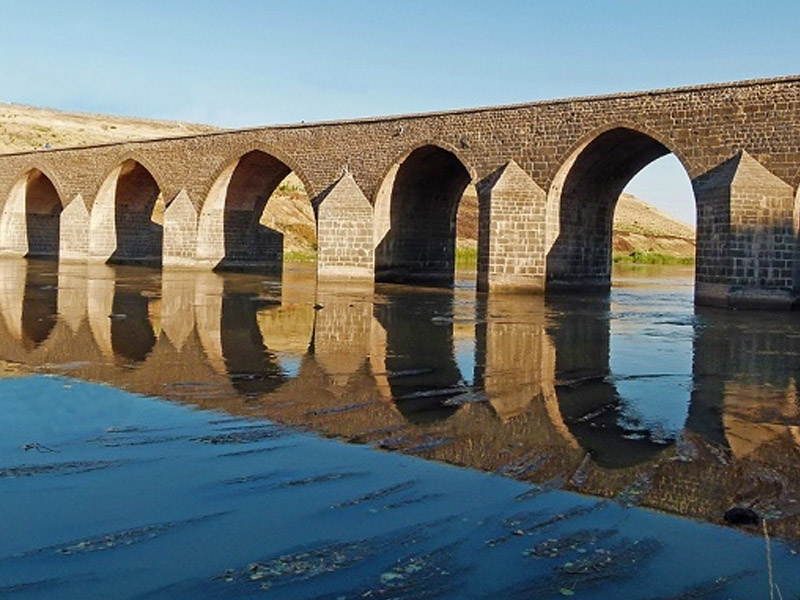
[374,141,477,285]
[89,159,164,265]
[545,124,696,290]
[0,166,64,259]
[197,146,314,271]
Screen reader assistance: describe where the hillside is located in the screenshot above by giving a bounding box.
[0,103,695,261]
[0,102,218,153]
[612,193,695,260]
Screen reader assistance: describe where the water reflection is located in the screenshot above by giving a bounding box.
[373,290,466,422]
[3,260,800,537]
[0,259,58,349]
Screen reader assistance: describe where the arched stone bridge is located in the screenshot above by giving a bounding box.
[1,76,799,308]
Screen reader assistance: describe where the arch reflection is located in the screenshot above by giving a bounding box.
[0,259,58,350]
[87,265,159,364]
[372,289,467,423]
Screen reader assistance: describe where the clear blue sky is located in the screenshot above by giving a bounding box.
[1,0,798,224]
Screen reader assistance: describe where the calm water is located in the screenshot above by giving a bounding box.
[1,259,799,598]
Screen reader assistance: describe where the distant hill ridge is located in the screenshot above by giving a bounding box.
[0,103,695,260]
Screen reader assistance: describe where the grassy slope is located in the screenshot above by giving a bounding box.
[1,103,695,262]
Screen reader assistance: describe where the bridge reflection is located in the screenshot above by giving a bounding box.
[1,260,799,536]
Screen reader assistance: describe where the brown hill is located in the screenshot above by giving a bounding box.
[0,102,217,153]
[0,104,695,259]
[612,193,695,259]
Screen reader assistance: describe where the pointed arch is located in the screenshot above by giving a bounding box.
[89,159,163,264]
[196,147,312,271]
[373,141,476,285]
[0,167,64,258]
[545,124,697,291]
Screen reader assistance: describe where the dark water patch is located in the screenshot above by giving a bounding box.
[642,570,754,600]
[0,577,80,596]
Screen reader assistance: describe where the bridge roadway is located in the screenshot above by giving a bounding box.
[1,76,799,308]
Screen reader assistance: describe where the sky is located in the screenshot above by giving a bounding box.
[1,0,798,225]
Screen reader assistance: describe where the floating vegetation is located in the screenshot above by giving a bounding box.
[217,538,383,592]
[219,443,296,458]
[513,480,564,502]
[22,513,226,556]
[501,538,662,598]
[95,433,191,448]
[0,460,125,478]
[192,425,288,445]
[553,538,662,590]
[487,502,608,547]
[276,471,363,489]
[330,480,416,509]
[221,471,282,487]
[496,451,549,478]
[616,473,654,506]
[523,529,617,559]
[313,544,465,600]
[382,492,445,511]
[405,437,455,454]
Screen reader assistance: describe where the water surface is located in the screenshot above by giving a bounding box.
[1,260,799,598]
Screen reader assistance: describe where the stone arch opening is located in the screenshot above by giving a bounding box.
[374,145,473,285]
[546,127,695,291]
[0,169,62,259]
[90,160,163,265]
[198,150,314,272]
[25,170,62,258]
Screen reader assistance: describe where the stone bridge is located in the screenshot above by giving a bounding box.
[1,76,799,308]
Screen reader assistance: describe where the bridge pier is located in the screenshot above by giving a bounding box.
[477,161,547,292]
[315,172,375,282]
[163,190,198,269]
[694,151,796,309]
[59,195,90,262]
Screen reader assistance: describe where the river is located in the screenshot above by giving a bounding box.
[0,259,798,598]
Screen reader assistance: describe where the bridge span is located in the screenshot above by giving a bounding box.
[1,76,799,308]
